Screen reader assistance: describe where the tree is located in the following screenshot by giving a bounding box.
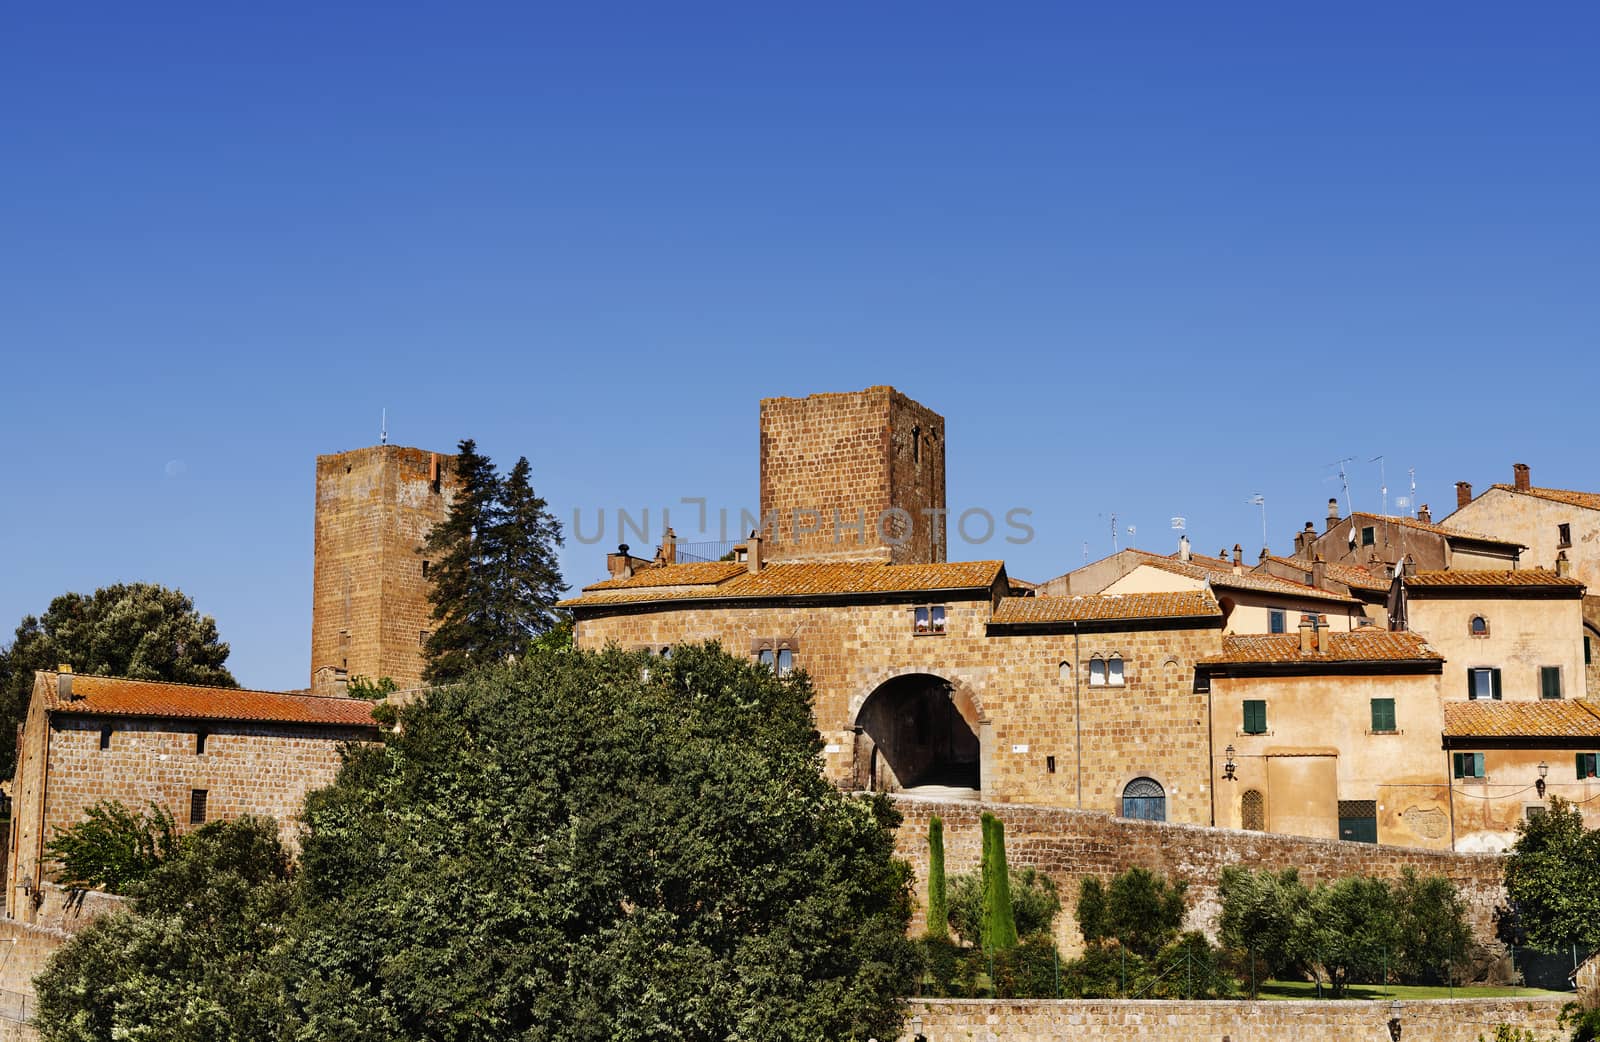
[1392,868,1473,984]
[0,583,236,777]
[421,442,569,683]
[345,676,398,700]
[1294,876,1398,996]
[1217,866,1308,996]
[980,813,1019,952]
[43,800,178,893]
[284,641,916,1041]
[926,815,948,940]
[948,867,1059,947]
[1078,868,1188,958]
[1504,797,1600,955]
[33,817,296,1042]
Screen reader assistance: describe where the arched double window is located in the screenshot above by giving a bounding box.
[1089,656,1106,686]
[1121,777,1166,821]
[1090,654,1126,687]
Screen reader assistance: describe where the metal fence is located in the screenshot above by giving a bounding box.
[0,988,31,1024]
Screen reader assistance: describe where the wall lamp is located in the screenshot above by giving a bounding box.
[1388,998,1404,1041]
[1537,761,1549,799]
[1223,744,1237,782]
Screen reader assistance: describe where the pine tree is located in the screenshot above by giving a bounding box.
[981,812,1019,951]
[486,457,567,662]
[926,815,948,940]
[421,440,502,683]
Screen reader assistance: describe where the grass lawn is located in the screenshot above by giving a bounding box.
[1257,980,1569,1001]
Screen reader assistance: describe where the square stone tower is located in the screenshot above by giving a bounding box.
[758,386,946,565]
[311,445,457,693]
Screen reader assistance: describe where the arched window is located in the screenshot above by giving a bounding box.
[1108,654,1125,687]
[659,646,672,659]
[1241,789,1265,831]
[1470,616,1489,637]
[757,648,775,670]
[1089,656,1107,686]
[1121,777,1166,821]
[1059,661,1071,684]
[775,648,793,677]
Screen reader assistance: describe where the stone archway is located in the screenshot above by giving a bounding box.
[852,673,981,795]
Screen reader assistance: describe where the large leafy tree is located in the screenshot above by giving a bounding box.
[1293,876,1398,996]
[421,442,567,683]
[32,817,296,1042]
[285,641,916,1042]
[0,583,235,777]
[1077,867,1187,958]
[1504,797,1600,954]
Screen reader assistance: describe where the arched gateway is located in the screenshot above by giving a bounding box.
[852,673,981,795]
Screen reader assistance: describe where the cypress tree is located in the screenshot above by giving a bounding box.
[421,440,502,683]
[981,812,1019,951]
[926,815,948,940]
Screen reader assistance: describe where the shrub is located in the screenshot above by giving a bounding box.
[1061,945,1146,998]
[1217,866,1309,996]
[1392,867,1473,984]
[1078,867,1188,957]
[991,934,1061,998]
[1145,932,1236,1000]
[43,799,178,893]
[949,867,1060,945]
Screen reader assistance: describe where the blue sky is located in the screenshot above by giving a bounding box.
[3,3,1596,690]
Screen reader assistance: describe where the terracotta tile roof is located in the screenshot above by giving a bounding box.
[583,561,747,591]
[1259,555,1391,593]
[1406,569,1584,590]
[41,672,380,728]
[1131,554,1358,604]
[1488,484,1600,512]
[561,560,1005,607]
[1201,630,1441,666]
[991,590,1221,625]
[1444,699,1600,739]
[1348,512,1522,546]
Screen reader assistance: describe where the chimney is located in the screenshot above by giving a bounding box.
[1326,498,1340,532]
[1314,616,1330,653]
[1258,546,1268,563]
[1417,503,1431,524]
[746,530,764,574]
[1557,551,1572,578]
[605,544,636,580]
[1514,463,1531,491]
[1456,482,1473,509]
[1178,534,1191,562]
[1232,543,1243,575]
[1298,616,1315,654]
[1294,521,1315,558]
[56,664,73,700]
[1312,554,1327,589]
[659,528,677,566]
[1402,555,1416,579]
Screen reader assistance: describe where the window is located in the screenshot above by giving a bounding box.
[1046,755,1056,774]
[1089,657,1107,686]
[1468,668,1502,701]
[196,730,208,755]
[1453,752,1485,779]
[98,727,111,751]
[1370,698,1397,733]
[1588,634,1594,665]
[914,605,948,635]
[1059,661,1071,684]
[1361,526,1376,547]
[1121,777,1166,821]
[912,426,921,463]
[1107,654,1125,687]
[189,789,209,824]
[419,629,430,647]
[1541,666,1563,700]
[775,648,793,677]
[1470,616,1489,637]
[1269,609,1286,635]
[1338,800,1378,844]
[421,560,431,578]
[1240,789,1265,831]
[1559,523,1573,548]
[1242,699,1267,735]
[757,648,775,670]
[1576,753,1600,780]
[659,646,672,659]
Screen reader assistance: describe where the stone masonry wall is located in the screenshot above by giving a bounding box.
[312,444,457,692]
[892,797,1508,957]
[902,996,1566,1042]
[575,603,1224,813]
[759,387,946,565]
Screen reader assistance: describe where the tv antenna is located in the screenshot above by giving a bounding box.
[1127,524,1137,546]
[1327,457,1355,516]
[1170,516,1187,531]
[1247,493,1267,553]
[1371,455,1387,516]
[1409,467,1417,518]
[381,408,388,446]
[1110,512,1119,553]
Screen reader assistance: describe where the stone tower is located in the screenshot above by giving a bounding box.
[758,386,946,565]
[311,445,457,693]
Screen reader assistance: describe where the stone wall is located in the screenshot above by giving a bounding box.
[0,917,69,1033]
[312,444,457,692]
[901,996,1566,1042]
[891,797,1508,955]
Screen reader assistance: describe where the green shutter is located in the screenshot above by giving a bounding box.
[1542,667,1562,700]
[1371,698,1395,732]
[1453,753,1465,778]
[1579,754,1587,779]
[1491,669,1503,700]
[1467,671,1477,699]
[1243,700,1266,734]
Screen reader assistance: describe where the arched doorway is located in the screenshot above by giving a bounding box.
[853,673,980,794]
[1121,777,1166,821]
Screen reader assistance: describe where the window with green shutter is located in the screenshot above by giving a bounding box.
[1370,698,1396,733]
[1453,752,1485,779]
[1577,753,1599,780]
[1242,700,1267,735]
[1541,666,1562,700]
